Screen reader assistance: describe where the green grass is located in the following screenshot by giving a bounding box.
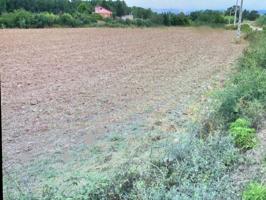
[243,182,266,200]
[202,31,266,133]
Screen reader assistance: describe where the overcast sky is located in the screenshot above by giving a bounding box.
[125,0,266,11]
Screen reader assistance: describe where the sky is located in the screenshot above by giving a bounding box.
[125,0,266,11]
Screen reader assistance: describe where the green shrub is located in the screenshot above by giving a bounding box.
[214,67,266,126]
[0,9,34,28]
[229,118,257,150]
[210,32,266,130]
[190,10,226,25]
[59,13,78,27]
[90,13,103,21]
[73,13,97,25]
[240,32,266,69]
[33,12,59,28]
[241,24,252,34]
[0,12,17,27]
[243,182,266,200]
[256,15,266,26]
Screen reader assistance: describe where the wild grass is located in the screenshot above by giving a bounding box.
[242,182,266,200]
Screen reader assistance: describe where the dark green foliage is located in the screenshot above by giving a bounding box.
[214,67,266,126]
[77,2,92,14]
[229,118,257,150]
[242,10,260,21]
[0,9,104,28]
[0,9,33,28]
[131,6,153,19]
[225,7,260,21]
[162,12,190,26]
[59,13,79,27]
[0,0,6,14]
[5,0,130,17]
[225,5,239,16]
[33,12,59,28]
[243,182,266,200]
[1,0,192,28]
[190,10,226,25]
[6,0,72,13]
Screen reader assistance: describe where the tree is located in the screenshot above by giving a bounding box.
[114,0,128,17]
[162,13,170,26]
[131,6,153,19]
[247,10,260,21]
[226,5,240,16]
[0,0,7,14]
[77,2,92,14]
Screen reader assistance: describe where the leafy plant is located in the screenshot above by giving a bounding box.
[229,118,257,150]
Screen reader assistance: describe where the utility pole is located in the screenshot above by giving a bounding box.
[234,0,239,26]
[229,9,232,25]
[236,0,244,41]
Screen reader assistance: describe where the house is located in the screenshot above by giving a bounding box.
[95,6,112,18]
[121,14,134,21]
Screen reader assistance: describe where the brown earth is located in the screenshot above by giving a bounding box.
[0,27,245,167]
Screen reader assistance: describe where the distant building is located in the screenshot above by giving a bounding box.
[95,6,112,18]
[121,14,134,21]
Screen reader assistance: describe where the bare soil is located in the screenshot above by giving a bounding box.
[1,27,245,167]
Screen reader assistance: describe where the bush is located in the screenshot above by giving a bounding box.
[59,13,79,27]
[72,12,98,25]
[241,24,252,34]
[214,67,266,126]
[190,10,226,25]
[33,12,59,28]
[132,18,152,27]
[240,32,266,69]
[256,15,266,26]
[170,12,190,26]
[243,182,266,200]
[0,9,34,28]
[229,118,257,150]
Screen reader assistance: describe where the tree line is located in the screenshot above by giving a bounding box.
[225,6,260,21]
[0,0,263,28]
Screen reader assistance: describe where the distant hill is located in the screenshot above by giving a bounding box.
[258,10,266,15]
[152,8,266,15]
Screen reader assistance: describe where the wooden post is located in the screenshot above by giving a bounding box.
[236,0,244,40]
[234,0,239,26]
